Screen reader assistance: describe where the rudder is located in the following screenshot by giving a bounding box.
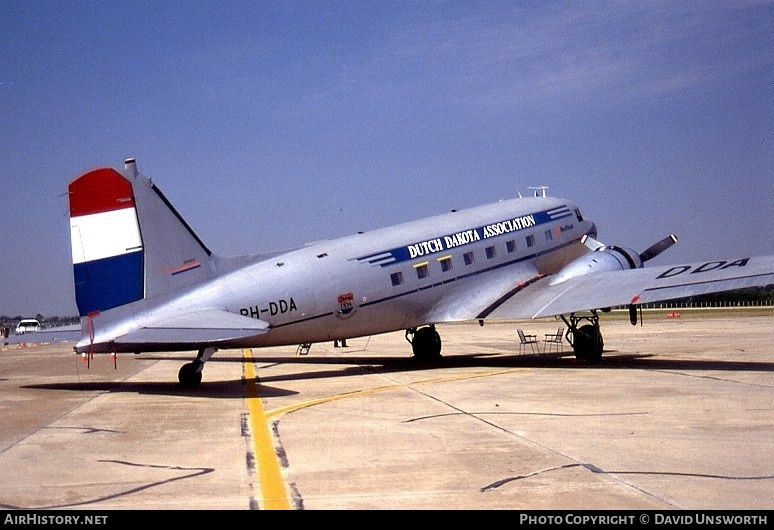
[69,167,144,316]
[69,159,214,317]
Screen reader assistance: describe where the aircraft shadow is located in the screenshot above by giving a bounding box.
[206,349,774,371]
[23,350,773,397]
[23,379,297,399]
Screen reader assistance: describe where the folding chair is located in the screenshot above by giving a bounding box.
[543,327,564,354]
[518,329,539,354]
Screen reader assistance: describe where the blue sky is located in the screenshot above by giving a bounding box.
[1,1,772,317]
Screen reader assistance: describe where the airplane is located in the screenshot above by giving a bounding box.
[60,158,773,387]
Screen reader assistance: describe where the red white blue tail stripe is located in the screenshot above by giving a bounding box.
[69,168,144,316]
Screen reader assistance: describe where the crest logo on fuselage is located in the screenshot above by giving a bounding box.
[336,292,356,319]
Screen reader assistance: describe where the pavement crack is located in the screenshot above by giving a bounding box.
[7,460,214,510]
[481,463,582,491]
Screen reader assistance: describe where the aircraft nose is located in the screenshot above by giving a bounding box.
[588,223,598,239]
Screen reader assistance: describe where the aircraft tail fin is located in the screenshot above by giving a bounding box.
[68,159,214,317]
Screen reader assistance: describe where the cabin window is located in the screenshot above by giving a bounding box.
[390,271,404,286]
[526,234,536,247]
[506,240,516,253]
[414,262,429,279]
[463,251,475,265]
[485,246,497,259]
[438,256,453,272]
[544,229,553,242]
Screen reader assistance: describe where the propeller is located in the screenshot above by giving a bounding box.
[639,234,678,262]
[552,233,678,286]
[582,233,677,263]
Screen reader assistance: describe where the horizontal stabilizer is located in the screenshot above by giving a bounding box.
[114,309,270,346]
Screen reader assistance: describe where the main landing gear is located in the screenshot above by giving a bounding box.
[405,325,442,360]
[561,311,604,363]
[178,347,218,387]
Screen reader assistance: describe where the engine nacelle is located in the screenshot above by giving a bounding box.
[550,245,643,285]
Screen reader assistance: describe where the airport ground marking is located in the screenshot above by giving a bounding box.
[245,355,524,508]
[243,348,291,510]
[264,367,527,419]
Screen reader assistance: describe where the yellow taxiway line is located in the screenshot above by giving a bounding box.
[243,349,291,510]
[243,347,526,509]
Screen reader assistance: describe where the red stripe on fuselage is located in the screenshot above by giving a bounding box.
[69,168,135,217]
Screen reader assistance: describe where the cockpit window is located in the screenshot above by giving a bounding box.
[575,208,584,222]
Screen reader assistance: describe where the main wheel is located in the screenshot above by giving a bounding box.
[178,362,203,388]
[573,324,603,363]
[411,326,442,360]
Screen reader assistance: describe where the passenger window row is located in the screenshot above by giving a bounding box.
[390,230,551,286]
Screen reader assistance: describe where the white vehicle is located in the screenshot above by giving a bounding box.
[15,319,40,334]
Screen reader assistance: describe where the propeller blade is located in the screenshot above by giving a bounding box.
[580,234,606,251]
[639,234,678,262]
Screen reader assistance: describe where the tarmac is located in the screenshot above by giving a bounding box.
[0,310,772,511]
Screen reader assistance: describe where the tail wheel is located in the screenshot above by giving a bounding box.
[411,326,442,360]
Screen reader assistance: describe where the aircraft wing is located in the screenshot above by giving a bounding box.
[112,309,270,346]
[485,254,774,320]
[422,263,542,323]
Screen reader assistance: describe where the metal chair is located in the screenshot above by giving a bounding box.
[543,327,564,354]
[518,329,539,354]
